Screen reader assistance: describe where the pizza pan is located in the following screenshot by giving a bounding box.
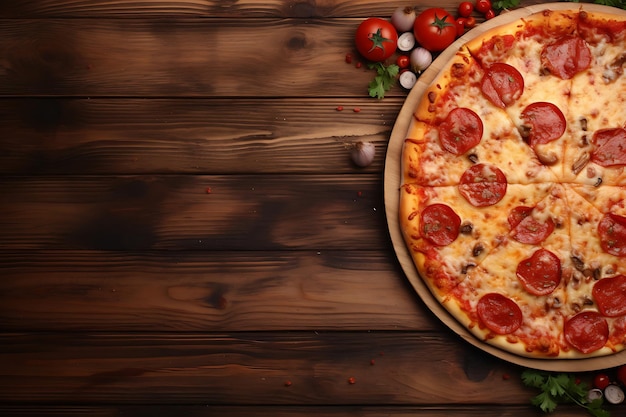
[384,2,626,372]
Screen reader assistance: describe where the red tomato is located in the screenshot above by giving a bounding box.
[455,18,467,37]
[476,0,492,14]
[594,373,611,390]
[413,8,457,52]
[458,2,474,17]
[485,8,496,20]
[396,55,410,69]
[465,16,477,28]
[618,365,626,385]
[354,18,398,62]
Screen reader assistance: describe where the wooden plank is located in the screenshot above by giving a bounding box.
[0,405,588,417]
[0,175,389,251]
[0,332,537,405]
[0,98,401,175]
[0,0,466,18]
[0,2,557,98]
[0,250,431,332]
[0,18,395,98]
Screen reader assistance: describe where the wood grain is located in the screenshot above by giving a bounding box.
[0,175,389,251]
[0,98,401,174]
[0,332,532,405]
[2,0,622,415]
[0,405,589,417]
[0,250,430,332]
[0,0,478,18]
[0,18,388,97]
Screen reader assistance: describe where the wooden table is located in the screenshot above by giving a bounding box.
[0,1,606,416]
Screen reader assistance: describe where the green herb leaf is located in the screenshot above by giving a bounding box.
[367,63,399,99]
[547,374,569,397]
[521,370,546,388]
[565,0,626,9]
[521,370,611,417]
[531,390,559,413]
[492,0,521,11]
[591,0,626,9]
[588,399,611,417]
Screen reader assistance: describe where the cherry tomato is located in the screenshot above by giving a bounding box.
[396,54,410,69]
[455,18,467,37]
[465,16,477,28]
[413,8,457,52]
[458,2,474,17]
[354,18,398,62]
[594,373,611,390]
[475,0,492,14]
[485,8,496,20]
[617,365,626,386]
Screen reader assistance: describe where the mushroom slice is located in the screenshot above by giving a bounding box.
[534,144,558,166]
[571,152,590,175]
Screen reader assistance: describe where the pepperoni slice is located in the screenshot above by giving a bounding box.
[476,293,523,335]
[593,275,626,317]
[516,248,562,296]
[481,63,524,108]
[438,108,483,155]
[598,213,626,257]
[458,164,507,207]
[420,203,461,246]
[520,102,566,146]
[507,206,532,229]
[541,36,592,80]
[564,311,609,354]
[508,206,555,245]
[591,128,626,167]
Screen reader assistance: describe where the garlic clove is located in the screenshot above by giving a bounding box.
[349,141,375,167]
[397,32,416,52]
[410,47,432,73]
[398,69,417,90]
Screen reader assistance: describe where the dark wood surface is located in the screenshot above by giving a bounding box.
[0,1,610,415]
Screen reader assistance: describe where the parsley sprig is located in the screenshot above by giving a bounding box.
[568,0,626,9]
[521,370,610,417]
[495,0,626,11]
[492,0,521,11]
[367,62,399,99]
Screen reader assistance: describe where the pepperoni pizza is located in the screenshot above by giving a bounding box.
[399,8,626,358]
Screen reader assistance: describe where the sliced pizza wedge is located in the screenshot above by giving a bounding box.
[563,12,626,185]
[399,182,555,300]
[445,240,568,357]
[405,48,556,186]
[443,184,572,357]
[562,185,626,355]
[465,9,581,180]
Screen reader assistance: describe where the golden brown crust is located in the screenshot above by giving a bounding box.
[413,49,475,123]
[401,120,431,187]
[463,9,579,55]
[398,184,454,302]
[578,8,626,25]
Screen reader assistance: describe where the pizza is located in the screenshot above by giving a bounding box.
[399,7,626,359]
